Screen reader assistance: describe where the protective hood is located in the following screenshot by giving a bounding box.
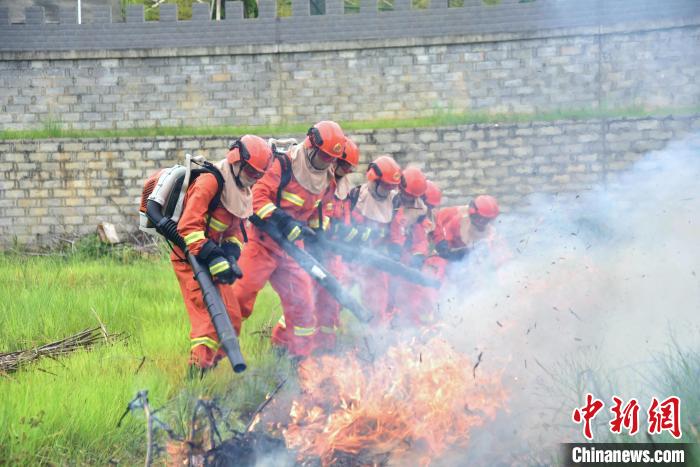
[214,158,253,219]
[401,196,428,227]
[354,183,396,224]
[289,144,334,195]
[334,175,352,201]
[458,206,493,247]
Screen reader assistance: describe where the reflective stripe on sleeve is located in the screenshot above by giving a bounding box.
[225,236,244,249]
[256,203,277,219]
[206,215,229,232]
[281,191,304,207]
[184,230,206,246]
[209,261,230,275]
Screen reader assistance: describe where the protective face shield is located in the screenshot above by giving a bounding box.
[308,146,336,171]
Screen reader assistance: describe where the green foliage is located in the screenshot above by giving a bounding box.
[3,106,698,141]
[120,0,195,20]
[0,254,287,464]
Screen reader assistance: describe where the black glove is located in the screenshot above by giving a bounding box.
[436,240,451,258]
[410,254,426,269]
[301,226,319,243]
[436,240,468,261]
[196,240,236,284]
[386,243,402,260]
[269,210,304,242]
[222,241,241,260]
[221,242,244,279]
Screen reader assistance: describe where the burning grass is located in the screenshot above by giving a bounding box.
[282,337,507,465]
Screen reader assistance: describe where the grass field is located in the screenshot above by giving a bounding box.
[0,244,290,465]
[2,241,698,464]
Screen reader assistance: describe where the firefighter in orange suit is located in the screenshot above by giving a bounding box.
[232,121,346,357]
[387,167,430,325]
[425,195,502,281]
[309,137,360,350]
[343,155,402,324]
[172,135,273,374]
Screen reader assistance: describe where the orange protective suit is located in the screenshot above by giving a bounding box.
[232,147,332,356]
[346,184,397,324]
[309,179,352,350]
[171,173,245,369]
[388,200,435,326]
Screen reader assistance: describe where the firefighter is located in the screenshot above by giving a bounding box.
[422,180,442,230]
[387,167,430,325]
[390,166,429,265]
[172,135,273,375]
[395,179,443,326]
[425,194,502,281]
[309,137,360,351]
[343,155,402,323]
[232,121,346,357]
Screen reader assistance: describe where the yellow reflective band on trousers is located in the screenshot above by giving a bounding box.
[309,218,320,229]
[293,325,316,337]
[184,230,206,245]
[191,336,220,351]
[256,203,276,219]
[281,191,304,207]
[209,260,230,275]
[206,215,229,232]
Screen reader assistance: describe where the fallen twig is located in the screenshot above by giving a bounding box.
[0,326,125,374]
[472,351,484,379]
[245,379,287,433]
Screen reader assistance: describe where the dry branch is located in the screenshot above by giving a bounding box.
[0,326,125,374]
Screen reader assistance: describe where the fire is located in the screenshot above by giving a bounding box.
[282,337,508,465]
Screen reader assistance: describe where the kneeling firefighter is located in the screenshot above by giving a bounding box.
[171,135,273,373]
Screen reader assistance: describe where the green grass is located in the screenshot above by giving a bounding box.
[3,106,699,141]
[0,246,290,465]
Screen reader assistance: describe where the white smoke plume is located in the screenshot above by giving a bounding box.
[437,134,700,463]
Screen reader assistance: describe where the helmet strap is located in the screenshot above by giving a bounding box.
[231,162,245,190]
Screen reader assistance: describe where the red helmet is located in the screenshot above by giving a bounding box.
[341,138,360,167]
[469,195,500,219]
[227,135,273,173]
[306,120,346,159]
[423,180,442,207]
[367,155,402,185]
[400,167,427,197]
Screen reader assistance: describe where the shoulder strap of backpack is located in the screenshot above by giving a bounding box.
[190,161,225,237]
[275,152,293,207]
[348,185,361,211]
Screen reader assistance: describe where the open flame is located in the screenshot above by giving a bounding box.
[282,337,508,465]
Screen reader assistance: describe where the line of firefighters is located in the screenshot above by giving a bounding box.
[171,120,503,373]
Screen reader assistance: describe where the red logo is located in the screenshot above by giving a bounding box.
[572,395,682,440]
[572,393,605,440]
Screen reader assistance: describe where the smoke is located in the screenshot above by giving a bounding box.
[437,135,700,463]
[246,135,700,466]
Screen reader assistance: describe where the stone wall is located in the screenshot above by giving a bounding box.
[2,114,698,249]
[1,4,699,131]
